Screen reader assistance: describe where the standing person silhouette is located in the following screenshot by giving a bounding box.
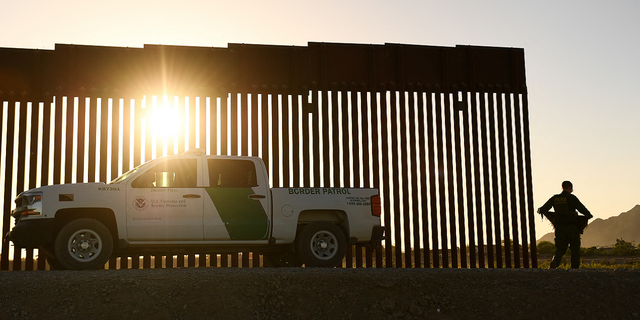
[538,181,593,269]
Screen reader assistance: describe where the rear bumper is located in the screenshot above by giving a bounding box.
[5,218,55,247]
[370,225,385,242]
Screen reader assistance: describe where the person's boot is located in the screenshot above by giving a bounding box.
[549,261,557,269]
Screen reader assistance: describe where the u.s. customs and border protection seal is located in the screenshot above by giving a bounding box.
[133,196,149,211]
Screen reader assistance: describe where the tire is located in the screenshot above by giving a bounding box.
[296,222,346,267]
[54,218,113,270]
[263,251,303,267]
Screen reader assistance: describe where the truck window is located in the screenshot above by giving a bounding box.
[132,159,197,188]
[208,159,257,188]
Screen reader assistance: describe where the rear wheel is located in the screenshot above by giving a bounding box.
[54,218,113,270]
[296,222,346,267]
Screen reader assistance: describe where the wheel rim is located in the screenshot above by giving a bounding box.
[67,229,102,262]
[309,230,338,260]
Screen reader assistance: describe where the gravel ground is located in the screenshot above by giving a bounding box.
[1,267,640,320]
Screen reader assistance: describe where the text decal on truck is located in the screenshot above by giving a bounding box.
[288,188,352,195]
[346,197,372,206]
[98,187,121,191]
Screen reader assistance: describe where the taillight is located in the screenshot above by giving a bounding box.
[371,195,381,217]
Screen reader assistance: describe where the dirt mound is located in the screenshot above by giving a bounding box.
[1,267,639,319]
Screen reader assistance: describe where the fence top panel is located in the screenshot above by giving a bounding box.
[0,42,526,102]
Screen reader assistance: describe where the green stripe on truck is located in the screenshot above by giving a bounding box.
[205,188,269,240]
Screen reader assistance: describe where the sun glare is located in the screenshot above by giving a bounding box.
[150,104,181,139]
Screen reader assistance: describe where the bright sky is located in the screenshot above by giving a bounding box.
[1,0,639,240]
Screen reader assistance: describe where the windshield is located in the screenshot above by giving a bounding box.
[108,163,146,184]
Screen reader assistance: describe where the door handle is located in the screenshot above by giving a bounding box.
[248,194,266,200]
[183,194,201,199]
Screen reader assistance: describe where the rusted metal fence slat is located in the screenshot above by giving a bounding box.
[398,92,412,267]
[270,93,280,187]
[110,99,120,180]
[505,91,521,268]
[461,88,478,268]
[339,88,350,189]
[28,102,41,190]
[330,90,341,187]
[76,98,86,182]
[416,90,431,268]
[350,87,360,188]
[443,92,458,268]
[495,87,510,268]
[281,94,290,186]
[98,97,109,183]
[434,89,449,268]
[12,101,29,271]
[220,94,229,156]
[522,94,537,268]
[389,91,402,267]
[514,93,530,267]
[311,90,321,187]
[230,93,238,156]
[291,95,301,187]
[52,97,63,185]
[452,88,468,269]
[64,98,74,184]
[469,91,484,268]
[478,87,493,267]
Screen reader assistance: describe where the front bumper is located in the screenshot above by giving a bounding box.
[5,218,55,247]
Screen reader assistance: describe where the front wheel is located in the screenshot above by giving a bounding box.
[54,218,113,270]
[296,222,346,267]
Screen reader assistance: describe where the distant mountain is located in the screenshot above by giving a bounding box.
[537,205,640,247]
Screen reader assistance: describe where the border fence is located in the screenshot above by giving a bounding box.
[0,42,536,270]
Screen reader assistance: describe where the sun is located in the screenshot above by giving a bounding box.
[149,103,182,139]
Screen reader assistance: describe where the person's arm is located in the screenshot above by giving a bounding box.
[538,196,555,215]
[572,195,593,219]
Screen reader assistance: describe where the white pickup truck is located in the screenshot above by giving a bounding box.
[6,150,384,270]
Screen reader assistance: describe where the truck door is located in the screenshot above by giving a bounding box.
[126,158,204,241]
[203,158,270,240]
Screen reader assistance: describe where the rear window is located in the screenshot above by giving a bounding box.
[208,159,257,188]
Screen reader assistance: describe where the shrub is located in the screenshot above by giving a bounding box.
[597,258,618,266]
[613,238,639,256]
[581,246,600,257]
[537,241,555,254]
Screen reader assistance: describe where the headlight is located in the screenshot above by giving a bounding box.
[12,192,43,218]
[26,194,42,205]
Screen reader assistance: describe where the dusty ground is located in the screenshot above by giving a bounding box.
[539,253,640,267]
[1,267,640,320]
